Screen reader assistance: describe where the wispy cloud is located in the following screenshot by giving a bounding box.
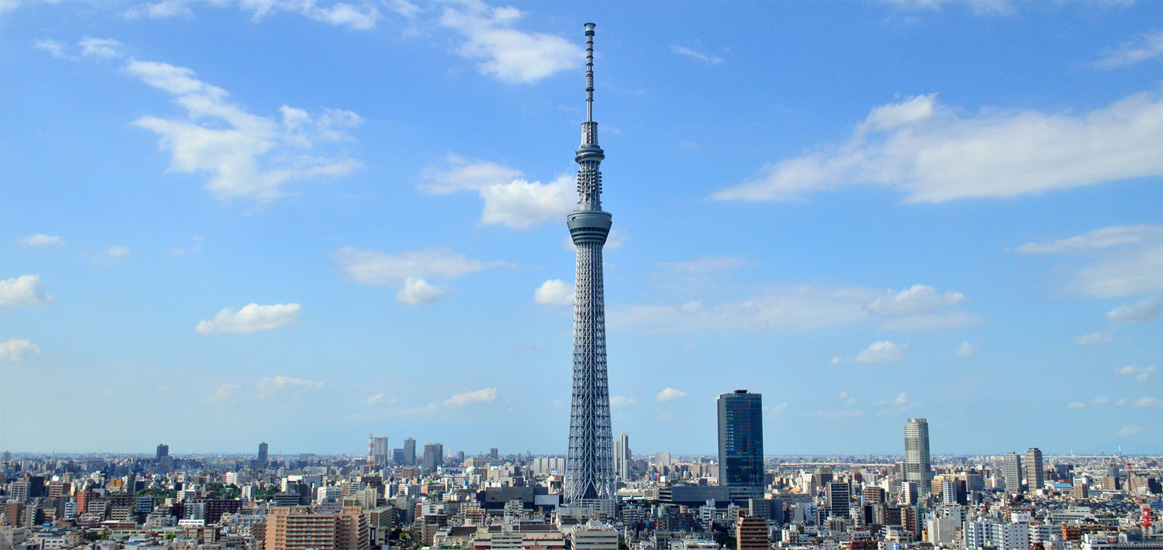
[1116,364,1158,382]
[18,234,64,246]
[610,395,636,408]
[671,45,721,64]
[439,0,582,84]
[256,376,323,399]
[1107,297,1163,324]
[1076,331,1112,345]
[124,0,399,30]
[444,388,497,406]
[956,341,974,356]
[335,246,503,305]
[0,339,40,362]
[79,37,124,58]
[195,303,301,334]
[209,383,241,402]
[1015,225,1162,298]
[1095,30,1163,70]
[714,92,1163,203]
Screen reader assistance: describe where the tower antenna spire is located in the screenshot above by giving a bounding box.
[585,22,595,123]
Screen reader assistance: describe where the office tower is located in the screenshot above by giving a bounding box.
[421,443,443,474]
[1003,452,1022,493]
[718,390,765,498]
[904,418,932,496]
[1024,448,1044,492]
[489,448,499,460]
[736,513,770,550]
[372,436,389,468]
[564,22,615,514]
[156,443,169,460]
[613,433,631,482]
[826,481,851,518]
[258,442,269,465]
[403,438,416,466]
[392,449,404,465]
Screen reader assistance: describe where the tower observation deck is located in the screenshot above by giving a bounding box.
[564,22,615,516]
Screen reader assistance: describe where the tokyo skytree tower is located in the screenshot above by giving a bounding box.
[564,22,615,512]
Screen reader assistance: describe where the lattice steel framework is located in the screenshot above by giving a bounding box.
[564,22,615,510]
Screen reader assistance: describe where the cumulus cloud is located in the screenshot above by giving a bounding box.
[893,392,909,406]
[1095,30,1163,70]
[0,275,51,309]
[1132,397,1159,408]
[1107,297,1163,324]
[1015,225,1163,298]
[34,39,70,59]
[655,387,688,403]
[79,37,124,58]
[18,234,63,246]
[534,279,574,306]
[209,383,240,402]
[956,341,974,356]
[123,0,398,29]
[713,91,1163,203]
[1116,364,1158,382]
[1076,331,1113,345]
[439,0,582,84]
[396,276,451,305]
[421,156,573,229]
[672,45,722,64]
[105,245,131,258]
[444,388,497,406]
[610,283,978,333]
[126,59,362,202]
[610,396,636,408]
[0,339,40,362]
[256,375,323,398]
[856,341,905,363]
[195,303,301,334]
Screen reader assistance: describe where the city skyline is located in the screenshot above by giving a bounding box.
[2,0,1161,456]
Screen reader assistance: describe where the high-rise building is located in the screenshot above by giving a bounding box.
[904,419,932,496]
[258,442,269,465]
[1024,448,1044,493]
[613,433,631,482]
[826,481,851,518]
[421,443,443,474]
[564,23,615,515]
[736,513,770,550]
[156,444,169,460]
[718,390,764,498]
[372,436,390,468]
[489,448,499,460]
[1003,452,1023,493]
[403,438,416,466]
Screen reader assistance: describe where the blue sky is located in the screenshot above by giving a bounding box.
[2,0,1160,457]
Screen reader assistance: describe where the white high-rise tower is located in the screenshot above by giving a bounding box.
[564,22,615,515]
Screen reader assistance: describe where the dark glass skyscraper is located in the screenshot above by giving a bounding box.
[717,390,764,497]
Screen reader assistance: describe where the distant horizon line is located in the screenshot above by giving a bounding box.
[4,451,1153,460]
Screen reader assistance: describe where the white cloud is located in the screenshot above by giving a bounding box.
[396,276,451,305]
[256,375,323,398]
[439,0,583,84]
[866,284,964,317]
[770,403,789,414]
[123,0,394,29]
[335,246,502,286]
[881,0,1013,16]
[1132,397,1159,408]
[126,59,362,202]
[209,383,240,402]
[444,388,497,406]
[0,275,51,309]
[0,339,40,362]
[364,393,384,405]
[837,391,849,400]
[830,357,842,365]
[1067,402,1086,409]
[1095,30,1163,70]
[1076,331,1113,345]
[1116,364,1158,382]
[34,39,70,59]
[1015,225,1163,298]
[1117,398,1128,406]
[956,341,974,356]
[18,234,63,246]
[856,341,905,363]
[1119,426,1142,437]
[610,284,978,333]
[655,387,688,403]
[1107,297,1163,324]
[671,45,722,64]
[714,91,1163,203]
[893,392,908,406]
[195,303,301,334]
[105,245,131,258]
[610,396,636,408]
[534,279,574,306]
[1091,396,1110,405]
[79,37,124,58]
[421,157,572,229]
